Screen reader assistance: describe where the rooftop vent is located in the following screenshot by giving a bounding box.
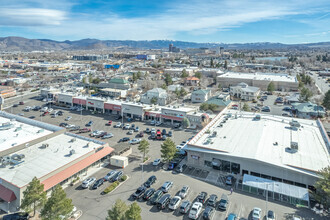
[69,149,75,155]
[291,141,298,150]
[40,143,49,149]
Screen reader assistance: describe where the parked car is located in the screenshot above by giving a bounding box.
[176,164,186,173]
[102,133,114,139]
[150,120,155,125]
[143,188,155,201]
[266,210,276,220]
[60,122,68,127]
[111,171,123,182]
[3,212,29,220]
[29,116,35,119]
[189,202,203,219]
[225,175,234,185]
[179,200,191,214]
[104,171,117,181]
[19,101,24,105]
[197,192,208,204]
[105,121,112,126]
[283,106,292,112]
[150,190,164,205]
[124,124,130,130]
[179,186,190,199]
[162,135,167,140]
[127,130,133,135]
[81,177,96,189]
[168,161,178,170]
[135,126,140,132]
[207,194,218,207]
[168,196,182,210]
[156,121,162,126]
[153,158,161,166]
[132,186,146,200]
[168,131,173,137]
[118,137,130,142]
[115,122,122,128]
[79,128,91,133]
[261,106,271,112]
[90,130,103,137]
[86,121,94,126]
[157,194,171,210]
[70,126,80,131]
[129,138,141,145]
[130,124,135,130]
[218,194,229,211]
[252,207,262,220]
[162,129,166,135]
[161,181,173,193]
[139,131,144,137]
[65,116,72,121]
[92,178,104,189]
[144,175,157,188]
[145,128,151,133]
[202,206,215,220]
[13,104,18,107]
[227,213,238,220]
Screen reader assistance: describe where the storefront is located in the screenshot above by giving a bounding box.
[58,93,73,106]
[72,97,87,107]
[86,98,104,113]
[104,102,121,115]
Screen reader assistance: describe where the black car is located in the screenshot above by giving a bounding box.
[207,194,218,207]
[144,175,157,188]
[145,128,151,133]
[92,178,104,189]
[29,116,35,119]
[143,188,155,201]
[86,121,93,126]
[111,171,123,182]
[118,137,130,142]
[130,124,135,130]
[162,129,166,135]
[203,206,215,220]
[115,115,122,120]
[59,122,68,127]
[157,194,171,210]
[13,104,19,107]
[150,190,164,205]
[132,186,146,200]
[197,192,208,204]
[3,212,29,220]
[57,111,63,116]
[218,194,229,211]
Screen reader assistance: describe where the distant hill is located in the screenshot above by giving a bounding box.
[0,36,330,51]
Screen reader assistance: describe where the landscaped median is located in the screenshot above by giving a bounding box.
[102,175,128,195]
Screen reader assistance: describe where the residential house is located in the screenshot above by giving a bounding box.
[204,94,232,111]
[291,102,326,119]
[230,82,260,101]
[108,78,131,90]
[140,88,168,106]
[191,89,212,103]
[184,76,200,86]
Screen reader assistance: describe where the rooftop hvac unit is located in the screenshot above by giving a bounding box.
[71,138,76,142]
[289,120,300,128]
[11,154,25,161]
[69,149,75,155]
[40,143,49,149]
[291,142,298,150]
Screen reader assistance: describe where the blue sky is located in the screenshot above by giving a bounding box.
[0,0,330,43]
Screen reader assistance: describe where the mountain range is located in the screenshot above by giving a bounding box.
[1,36,330,51]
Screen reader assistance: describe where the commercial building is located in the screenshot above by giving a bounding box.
[191,89,212,103]
[230,82,260,101]
[140,88,169,106]
[291,102,326,119]
[136,54,156,60]
[217,72,298,91]
[0,111,113,213]
[73,55,108,61]
[184,109,329,200]
[100,88,127,99]
[0,86,16,99]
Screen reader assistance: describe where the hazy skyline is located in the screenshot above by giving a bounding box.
[0,0,330,44]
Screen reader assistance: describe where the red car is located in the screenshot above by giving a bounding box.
[156,131,162,140]
[42,111,49,116]
[105,121,112,126]
[79,128,91,133]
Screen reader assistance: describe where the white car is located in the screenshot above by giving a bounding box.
[102,133,114,139]
[129,138,141,145]
[179,186,190,199]
[48,108,53,112]
[65,116,72,121]
[168,196,182,210]
[124,124,130,129]
[90,130,103,137]
[252,207,262,220]
[81,177,96,189]
[153,158,161,166]
[188,202,203,219]
[155,121,162,126]
[115,122,122,128]
[65,124,76,129]
[41,107,48,112]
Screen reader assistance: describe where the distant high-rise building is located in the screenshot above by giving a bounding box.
[169,44,173,52]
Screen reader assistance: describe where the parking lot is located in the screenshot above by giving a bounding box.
[4,97,324,220]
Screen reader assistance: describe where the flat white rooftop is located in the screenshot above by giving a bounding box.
[0,133,102,187]
[189,110,330,174]
[217,72,297,83]
[0,118,52,153]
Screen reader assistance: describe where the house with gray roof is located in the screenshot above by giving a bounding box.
[204,94,232,111]
[230,82,260,101]
[191,89,212,103]
[140,88,169,106]
[291,102,326,119]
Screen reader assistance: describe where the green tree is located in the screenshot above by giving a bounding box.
[182,117,190,128]
[242,103,250,111]
[267,82,275,93]
[218,84,222,90]
[88,74,93,84]
[181,69,188,78]
[138,139,150,162]
[21,177,47,217]
[164,73,172,86]
[322,90,330,109]
[208,104,218,112]
[300,87,313,101]
[136,71,142,79]
[82,77,88,84]
[180,87,187,97]
[41,185,74,220]
[107,199,128,220]
[125,202,142,220]
[312,166,330,208]
[92,78,101,84]
[160,138,177,163]
[150,97,158,105]
[195,72,202,79]
[174,88,181,97]
[200,103,209,111]
[224,60,228,69]
[132,73,137,82]
[210,58,214,67]
[161,83,167,90]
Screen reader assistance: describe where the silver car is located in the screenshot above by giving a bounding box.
[102,133,114,139]
[81,177,96,189]
[179,186,190,199]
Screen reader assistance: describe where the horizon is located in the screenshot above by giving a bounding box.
[1,0,330,44]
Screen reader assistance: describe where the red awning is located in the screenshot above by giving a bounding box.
[0,184,17,202]
[41,146,113,191]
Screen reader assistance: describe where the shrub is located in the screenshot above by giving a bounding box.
[103,181,120,194]
[120,175,127,182]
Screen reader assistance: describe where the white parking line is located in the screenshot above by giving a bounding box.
[238,203,243,218]
[225,202,231,217]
